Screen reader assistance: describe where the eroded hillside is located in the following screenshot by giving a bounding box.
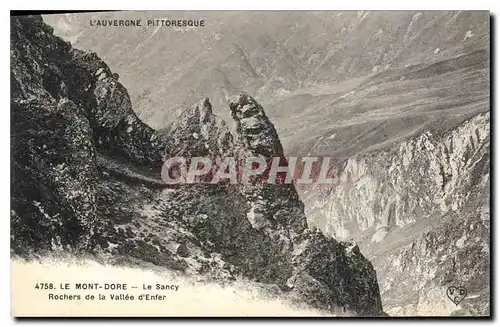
[11,15,385,316]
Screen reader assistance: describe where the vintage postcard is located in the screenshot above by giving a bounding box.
[10,10,490,317]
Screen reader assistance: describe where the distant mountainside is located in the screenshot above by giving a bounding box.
[44,11,489,157]
[303,111,490,315]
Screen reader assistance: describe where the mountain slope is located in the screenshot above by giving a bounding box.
[303,110,490,315]
[10,15,384,316]
[38,11,491,316]
[44,11,489,137]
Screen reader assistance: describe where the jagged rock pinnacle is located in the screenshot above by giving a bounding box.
[228,93,284,157]
[11,15,385,317]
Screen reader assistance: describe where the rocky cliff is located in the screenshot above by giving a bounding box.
[38,11,490,316]
[44,11,489,135]
[304,111,490,315]
[10,15,384,316]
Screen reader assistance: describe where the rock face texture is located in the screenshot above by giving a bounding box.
[304,112,490,315]
[39,11,489,316]
[11,15,384,316]
[165,97,234,158]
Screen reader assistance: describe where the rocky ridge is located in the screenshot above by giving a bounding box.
[11,15,384,316]
[304,110,490,315]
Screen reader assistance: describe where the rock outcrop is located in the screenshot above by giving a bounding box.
[43,11,489,131]
[304,111,490,315]
[11,15,384,316]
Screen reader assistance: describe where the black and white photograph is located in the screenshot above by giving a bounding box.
[9,10,491,318]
